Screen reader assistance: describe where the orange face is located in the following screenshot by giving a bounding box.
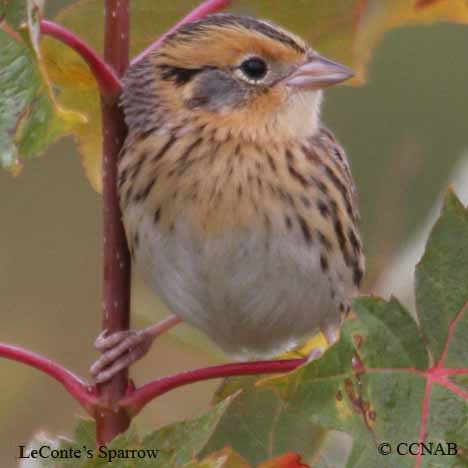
[122,14,353,144]
[147,16,309,132]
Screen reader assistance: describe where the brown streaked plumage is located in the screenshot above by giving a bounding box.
[91,13,365,383]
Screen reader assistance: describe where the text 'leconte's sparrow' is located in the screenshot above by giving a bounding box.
[91,14,365,383]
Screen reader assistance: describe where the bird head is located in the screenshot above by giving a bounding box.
[123,14,353,142]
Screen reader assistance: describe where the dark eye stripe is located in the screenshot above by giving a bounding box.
[158,64,205,86]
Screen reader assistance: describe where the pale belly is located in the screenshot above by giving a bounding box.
[131,212,346,359]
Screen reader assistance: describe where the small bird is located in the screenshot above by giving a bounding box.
[91,14,365,383]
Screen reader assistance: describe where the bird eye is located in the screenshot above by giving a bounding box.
[239,57,268,81]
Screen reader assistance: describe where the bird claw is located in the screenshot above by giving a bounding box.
[90,330,152,384]
[94,329,132,351]
[94,329,109,350]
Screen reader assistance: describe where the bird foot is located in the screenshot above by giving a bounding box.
[90,329,154,384]
[90,315,181,384]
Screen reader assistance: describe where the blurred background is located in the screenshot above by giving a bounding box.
[1,0,468,465]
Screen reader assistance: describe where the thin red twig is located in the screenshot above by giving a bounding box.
[40,20,122,97]
[120,358,305,416]
[96,0,131,445]
[0,343,97,415]
[131,0,232,65]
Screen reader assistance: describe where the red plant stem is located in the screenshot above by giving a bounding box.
[96,0,131,445]
[0,343,97,414]
[131,0,232,66]
[40,20,122,97]
[120,358,305,416]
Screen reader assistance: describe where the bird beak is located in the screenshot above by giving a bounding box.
[285,51,354,90]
